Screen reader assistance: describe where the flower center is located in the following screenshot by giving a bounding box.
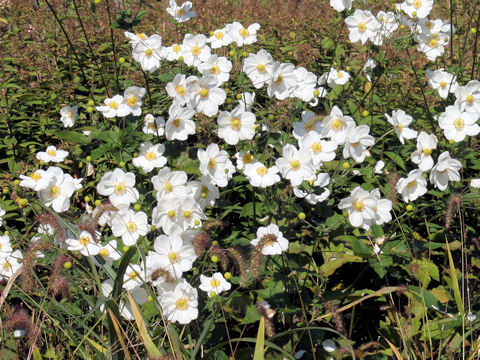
[145,48,153,57]
[290,160,301,170]
[257,64,266,73]
[413,0,422,9]
[440,81,447,89]
[199,88,209,98]
[466,95,474,104]
[47,149,57,156]
[256,166,268,176]
[215,31,224,39]
[426,21,433,29]
[173,44,182,53]
[168,209,176,218]
[173,118,182,128]
[50,185,61,198]
[358,22,367,33]
[30,172,42,181]
[396,124,403,132]
[230,117,241,130]
[191,45,201,56]
[311,143,322,153]
[127,221,138,233]
[429,38,439,48]
[148,122,157,130]
[164,182,173,192]
[177,8,186,16]
[351,141,361,147]
[175,85,186,96]
[136,33,146,40]
[274,75,283,85]
[201,185,209,198]
[99,248,110,257]
[239,28,249,37]
[337,71,344,78]
[79,236,91,246]
[423,148,432,156]
[407,180,417,188]
[145,151,157,161]
[208,158,216,169]
[175,297,188,310]
[454,118,465,129]
[332,118,343,131]
[128,271,139,279]
[68,111,74,118]
[114,182,126,194]
[169,252,179,262]
[183,210,192,218]
[127,96,138,107]
[243,153,253,164]
[353,200,364,211]
[3,262,11,271]
[210,278,221,287]
[210,65,220,74]
[109,101,118,109]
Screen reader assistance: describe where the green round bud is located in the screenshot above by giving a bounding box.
[342,210,349,217]
[119,161,125,167]
[123,246,129,252]
[209,291,217,298]
[17,198,28,207]
[178,56,184,62]
[211,255,219,263]
[94,199,102,206]
[346,66,351,71]
[133,204,141,211]
[87,100,94,106]
[150,225,156,231]
[268,114,275,121]
[362,110,369,117]
[212,240,219,246]
[86,156,92,162]
[229,50,235,56]
[406,204,414,211]
[14,179,20,185]
[313,89,320,97]
[87,106,94,113]
[342,162,350,169]
[3,188,9,194]
[119,57,125,64]
[298,212,306,221]
[147,295,154,302]
[194,219,200,226]
[471,28,477,34]
[236,93,242,100]
[84,196,90,203]
[39,160,45,165]
[224,272,232,280]
[63,261,72,269]
[94,0,101,4]
[4,231,9,235]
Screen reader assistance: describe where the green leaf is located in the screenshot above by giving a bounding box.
[253,317,265,360]
[56,131,91,145]
[384,151,407,171]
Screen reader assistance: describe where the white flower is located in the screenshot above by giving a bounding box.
[217,106,256,145]
[267,62,297,100]
[385,109,418,144]
[96,95,130,118]
[372,11,399,46]
[19,169,52,191]
[124,31,148,46]
[370,188,392,226]
[275,144,315,187]
[321,106,355,144]
[132,142,167,173]
[397,169,428,202]
[166,74,190,106]
[123,86,146,116]
[132,34,164,73]
[243,162,281,188]
[38,167,80,213]
[454,80,480,114]
[152,167,188,201]
[293,111,323,140]
[0,250,23,281]
[165,43,184,61]
[111,209,149,246]
[189,75,226,117]
[60,105,78,128]
[123,264,144,291]
[374,160,385,174]
[94,240,121,266]
[298,132,337,168]
[182,33,211,67]
[227,22,260,46]
[166,0,196,23]
[0,235,12,258]
[36,145,69,163]
[322,339,337,353]
[96,168,139,207]
[345,9,378,44]
[153,234,197,278]
[326,68,350,88]
[238,91,256,112]
[411,131,438,171]
[342,125,374,163]
[439,104,480,142]
[235,151,255,170]
[0,207,5,228]
[243,49,274,89]
[427,68,458,99]
[208,28,234,48]
[430,151,462,191]
[158,278,198,324]
[250,224,289,255]
[165,103,196,141]
[199,272,231,297]
[142,114,165,136]
[471,178,480,188]
[330,0,352,12]
[338,186,378,230]
[293,67,318,102]
[197,144,235,187]
[197,55,232,86]
[397,0,433,19]
[187,177,220,208]
[65,230,101,256]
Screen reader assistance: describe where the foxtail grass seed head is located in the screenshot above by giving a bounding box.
[445,193,463,229]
